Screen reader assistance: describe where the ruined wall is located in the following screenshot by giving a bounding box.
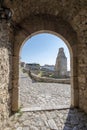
[0,23,12,128]
[55,48,67,77]
[29,71,70,84]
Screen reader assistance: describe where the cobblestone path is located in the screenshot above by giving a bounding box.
[19,72,71,110]
[5,108,87,130]
[4,72,87,130]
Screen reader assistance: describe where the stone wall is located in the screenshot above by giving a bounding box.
[0,1,86,129]
[0,23,12,128]
[72,9,87,112]
[29,72,70,84]
[78,40,87,112]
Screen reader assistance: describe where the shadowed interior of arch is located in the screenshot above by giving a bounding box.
[19,33,71,111]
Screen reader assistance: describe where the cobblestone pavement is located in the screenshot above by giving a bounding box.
[4,71,87,130]
[4,108,87,130]
[19,72,71,110]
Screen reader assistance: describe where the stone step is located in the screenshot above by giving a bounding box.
[21,106,70,112]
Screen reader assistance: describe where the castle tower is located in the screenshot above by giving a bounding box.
[55,48,67,77]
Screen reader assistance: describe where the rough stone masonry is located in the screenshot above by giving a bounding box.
[0,0,87,129]
[0,23,12,128]
[55,48,67,77]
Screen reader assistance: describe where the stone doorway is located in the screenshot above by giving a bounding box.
[19,33,71,111]
[12,15,79,111]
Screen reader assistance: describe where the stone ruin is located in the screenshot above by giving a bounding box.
[55,48,67,77]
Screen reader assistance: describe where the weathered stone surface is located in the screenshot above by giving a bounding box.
[22,127,29,130]
[4,108,87,130]
[19,71,71,109]
[0,0,87,129]
[55,48,67,77]
[63,126,72,130]
[4,0,87,24]
[0,23,12,129]
[48,119,58,129]
[17,127,22,130]
[29,71,70,84]
[29,126,38,130]
[73,126,79,130]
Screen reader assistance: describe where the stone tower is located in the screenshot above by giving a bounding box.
[55,48,67,77]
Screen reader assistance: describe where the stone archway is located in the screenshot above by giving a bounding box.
[12,15,79,111]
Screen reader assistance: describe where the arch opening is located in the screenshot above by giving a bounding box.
[19,31,72,111]
[12,28,78,112]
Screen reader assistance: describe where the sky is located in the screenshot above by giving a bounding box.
[20,33,70,71]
